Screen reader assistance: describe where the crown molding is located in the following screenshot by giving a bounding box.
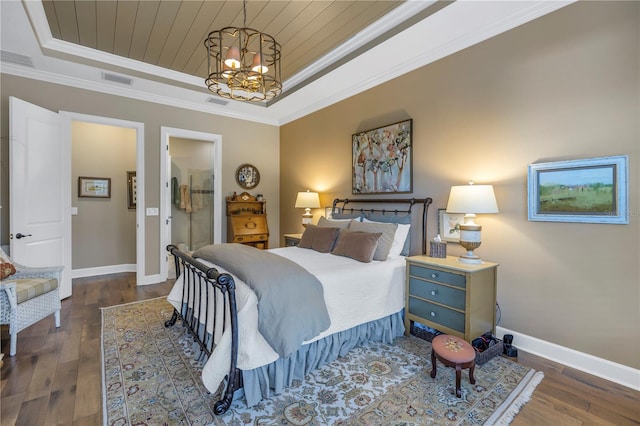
[0,62,280,126]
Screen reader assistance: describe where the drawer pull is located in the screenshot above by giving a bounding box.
[430,290,437,296]
[430,311,436,317]
[431,273,438,279]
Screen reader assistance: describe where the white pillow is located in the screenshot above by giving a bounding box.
[363,218,411,257]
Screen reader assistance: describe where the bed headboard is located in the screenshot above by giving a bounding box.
[331,197,433,255]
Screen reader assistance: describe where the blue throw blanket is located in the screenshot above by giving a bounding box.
[193,244,331,358]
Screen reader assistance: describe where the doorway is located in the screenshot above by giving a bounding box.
[70,121,137,277]
[160,127,222,281]
[62,111,145,286]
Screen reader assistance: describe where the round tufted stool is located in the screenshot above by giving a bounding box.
[430,334,476,397]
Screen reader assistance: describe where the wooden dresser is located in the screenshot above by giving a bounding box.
[405,255,498,343]
[226,192,269,249]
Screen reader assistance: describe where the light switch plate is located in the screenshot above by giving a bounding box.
[146,207,159,216]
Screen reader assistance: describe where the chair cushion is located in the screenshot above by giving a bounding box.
[14,278,59,304]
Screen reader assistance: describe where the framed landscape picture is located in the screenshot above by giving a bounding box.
[352,119,412,194]
[527,155,628,224]
[78,176,111,198]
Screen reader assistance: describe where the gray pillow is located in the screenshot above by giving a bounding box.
[331,230,381,263]
[365,213,412,256]
[348,220,398,261]
[298,225,341,253]
[317,216,352,229]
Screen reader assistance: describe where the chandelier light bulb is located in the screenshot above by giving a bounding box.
[224,47,241,69]
[251,53,268,74]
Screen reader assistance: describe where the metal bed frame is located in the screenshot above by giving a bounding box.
[165,196,432,414]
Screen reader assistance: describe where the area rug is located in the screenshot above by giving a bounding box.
[101,297,543,426]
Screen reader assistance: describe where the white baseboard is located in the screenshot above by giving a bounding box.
[137,273,163,286]
[71,266,164,288]
[496,326,640,391]
[72,264,136,278]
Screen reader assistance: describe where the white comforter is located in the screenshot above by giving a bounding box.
[167,246,406,395]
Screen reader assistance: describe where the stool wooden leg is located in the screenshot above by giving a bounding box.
[430,349,437,378]
[455,364,462,398]
[469,362,476,385]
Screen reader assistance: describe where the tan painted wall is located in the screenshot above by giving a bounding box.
[72,122,136,268]
[0,76,280,275]
[280,2,639,368]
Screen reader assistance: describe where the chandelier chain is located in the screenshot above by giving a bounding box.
[243,0,247,28]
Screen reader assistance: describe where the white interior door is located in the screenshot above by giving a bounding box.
[9,97,72,298]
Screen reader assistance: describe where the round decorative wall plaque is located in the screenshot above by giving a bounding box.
[235,163,260,189]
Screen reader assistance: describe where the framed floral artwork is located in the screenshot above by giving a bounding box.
[352,119,412,194]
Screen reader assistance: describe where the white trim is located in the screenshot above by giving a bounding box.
[496,326,640,391]
[60,112,146,287]
[284,0,437,89]
[72,264,136,279]
[0,64,279,126]
[159,127,223,282]
[137,273,163,286]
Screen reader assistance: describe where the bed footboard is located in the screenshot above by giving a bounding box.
[165,244,241,415]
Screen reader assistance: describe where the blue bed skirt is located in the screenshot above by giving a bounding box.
[240,310,405,407]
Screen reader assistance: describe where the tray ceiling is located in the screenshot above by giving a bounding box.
[1,1,575,124]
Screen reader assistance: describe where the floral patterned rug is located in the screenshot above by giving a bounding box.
[102,297,543,426]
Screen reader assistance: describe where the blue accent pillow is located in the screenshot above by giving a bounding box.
[364,213,412,256]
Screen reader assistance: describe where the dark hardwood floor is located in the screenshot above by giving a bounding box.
[1,273,638,425]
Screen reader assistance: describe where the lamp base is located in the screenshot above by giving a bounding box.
[458,254,482,264]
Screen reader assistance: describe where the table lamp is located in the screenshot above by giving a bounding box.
[295,190,320,226]
[446,182,498,264]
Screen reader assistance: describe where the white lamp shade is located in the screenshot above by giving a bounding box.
[295,191,320,209]
[446,184,499,214]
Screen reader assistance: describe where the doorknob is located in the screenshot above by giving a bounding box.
[15,233,32,239]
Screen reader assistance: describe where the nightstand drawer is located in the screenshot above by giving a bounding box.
[408,297,465,333]
[409,265,466,289]
[408,277,466,310]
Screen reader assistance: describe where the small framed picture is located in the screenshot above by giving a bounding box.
[78,177,111,198]
[127,171,137,209]
[325,207,334,219]
[438,208,464,243]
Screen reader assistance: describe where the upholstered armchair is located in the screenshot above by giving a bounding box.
[0,248,63,356]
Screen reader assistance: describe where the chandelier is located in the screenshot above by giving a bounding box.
[204,0,282,102]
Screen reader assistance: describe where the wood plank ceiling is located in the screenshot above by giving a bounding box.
[41,0,404,83]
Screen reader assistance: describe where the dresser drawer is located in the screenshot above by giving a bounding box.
[408,297,465,333]
[233,234,268,243]
[409,264,466,289]
[229,215,268,236]
[408,277,466,310]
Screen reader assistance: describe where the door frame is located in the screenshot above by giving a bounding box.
[160,127,222,281]
[61,111,145,285]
